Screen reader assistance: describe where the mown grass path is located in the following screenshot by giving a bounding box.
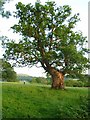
[2,82,89,119]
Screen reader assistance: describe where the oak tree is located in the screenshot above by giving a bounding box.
[3,1,90,89]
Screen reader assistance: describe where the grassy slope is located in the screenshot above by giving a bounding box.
[2,82,89,119]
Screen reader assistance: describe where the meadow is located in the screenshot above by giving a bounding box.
[2,82,89,119]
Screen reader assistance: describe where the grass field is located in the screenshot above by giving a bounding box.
[0,82,2,120]
[1,82,89,119]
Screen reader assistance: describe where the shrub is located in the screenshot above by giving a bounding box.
[73,81,84,87]
[31,77,48,84]
[65,80,84,87]
[65,80,74,87]
[83,81,89,87]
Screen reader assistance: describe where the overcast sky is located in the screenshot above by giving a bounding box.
[0,0,89,77]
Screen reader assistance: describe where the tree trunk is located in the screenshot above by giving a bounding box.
[40,60,64,89]
[49,67,64,89]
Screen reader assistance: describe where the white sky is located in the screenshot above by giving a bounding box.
[0,0,89,77]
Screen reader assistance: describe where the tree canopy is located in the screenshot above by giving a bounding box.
[0,59,17,82]
[2,1,90,88]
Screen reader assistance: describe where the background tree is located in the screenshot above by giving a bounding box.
[0,0,11,17]
[0,59,17,82]
[2,1,90,89]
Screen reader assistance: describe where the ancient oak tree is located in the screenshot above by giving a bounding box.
[3,1,90,89]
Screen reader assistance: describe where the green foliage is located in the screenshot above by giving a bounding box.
[2,83,89,118]
[0,0,11,18]
[73,81,84,87]
[31,77,48,84]
[1,59,18,82]
[2,1,90,78]
[65,79,89,87]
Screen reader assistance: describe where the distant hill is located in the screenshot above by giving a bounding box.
[17,74,33,81]
[17,74,49,84]
[17,74,30,76]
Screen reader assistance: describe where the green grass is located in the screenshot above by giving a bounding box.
[0,82,2,120]
[2,82,89,119]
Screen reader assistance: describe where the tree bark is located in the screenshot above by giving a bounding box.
[40,55,64,89]
[49,67,64,89]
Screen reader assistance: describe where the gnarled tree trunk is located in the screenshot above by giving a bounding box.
[49,67,64,89]
[40,60,64,89]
